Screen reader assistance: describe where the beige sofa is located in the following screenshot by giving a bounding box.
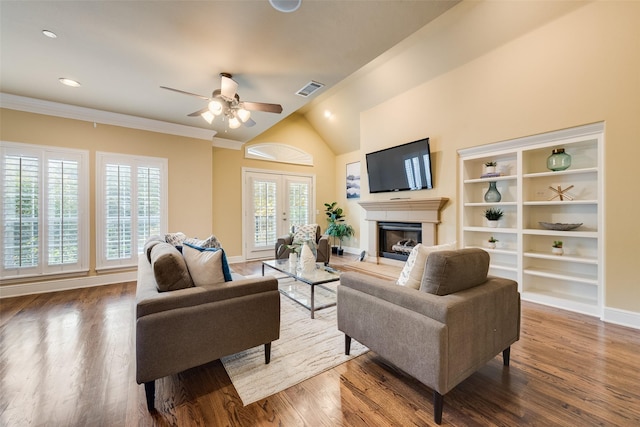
[337,248,520,424]
[135,246,280,410]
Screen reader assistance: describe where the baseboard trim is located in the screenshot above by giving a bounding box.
[0,271,137,298]
[603,307,640,329]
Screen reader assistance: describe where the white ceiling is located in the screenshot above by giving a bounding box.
[0,0,458,153]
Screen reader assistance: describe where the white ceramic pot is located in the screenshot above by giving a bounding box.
[485,166,496,174]
[488,242,496,249]
[552,247,564,256]
[487,220,499,228]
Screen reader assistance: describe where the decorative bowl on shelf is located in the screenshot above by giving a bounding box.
[538,222,583,231]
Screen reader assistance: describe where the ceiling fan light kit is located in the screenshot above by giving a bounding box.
[161,73,282,130]
[269,0,301,13]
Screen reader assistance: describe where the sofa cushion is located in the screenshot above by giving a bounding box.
[419,248,490,296]
[184,234,221,249]
[396,242,457,289]
[150,242,194,292]
[183,242,233,285]
[143,235,165,263]
[293,224,318,243]
[165,231,187,246]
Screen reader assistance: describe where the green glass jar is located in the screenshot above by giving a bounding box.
[547,148,571,171]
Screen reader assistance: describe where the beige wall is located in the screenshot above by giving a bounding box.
[211,113,336,257]
[0,108,214,279]
[357,1,639,313]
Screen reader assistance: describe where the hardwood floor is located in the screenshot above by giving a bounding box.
[1,257,639,426]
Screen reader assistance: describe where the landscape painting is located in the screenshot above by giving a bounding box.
[346,162,361,199]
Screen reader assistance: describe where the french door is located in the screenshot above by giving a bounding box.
[244,170,314,260]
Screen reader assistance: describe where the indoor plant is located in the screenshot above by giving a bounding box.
[484,208,504,228]
[324,201,353,255]
[488,236,498,249]
[484,161,497,174]
[552,240,563,255]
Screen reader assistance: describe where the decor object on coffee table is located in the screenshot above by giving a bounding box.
[275,224,331,264]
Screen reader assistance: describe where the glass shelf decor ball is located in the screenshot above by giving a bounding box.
[547,148,571,171]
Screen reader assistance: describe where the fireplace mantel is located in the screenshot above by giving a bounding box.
[358,197,448,223]
[358,197,449,264]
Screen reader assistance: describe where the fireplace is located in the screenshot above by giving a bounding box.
[378,222,422,261]
[358,198,448,266]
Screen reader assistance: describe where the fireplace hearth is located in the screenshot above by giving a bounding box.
[378,222,422,261]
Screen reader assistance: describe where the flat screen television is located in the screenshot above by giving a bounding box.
[365,137,433,193]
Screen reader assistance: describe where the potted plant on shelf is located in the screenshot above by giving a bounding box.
[488,236,498,249]
[484,208,504,228]
[484,161,497,174]
[552,241,563,255]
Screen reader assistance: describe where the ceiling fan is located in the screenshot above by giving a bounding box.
[160,73,283,129]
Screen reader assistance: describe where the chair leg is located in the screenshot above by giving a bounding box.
[265,342,271,364]
[503,346,511,366]
[433,391,443,424]
[345,335,351,355]
[144,381,155,411]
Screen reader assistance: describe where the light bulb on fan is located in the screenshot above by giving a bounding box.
[228,116,241,129]
[237,107,251,123]
[201,111,214,124]
[208,99,223,116]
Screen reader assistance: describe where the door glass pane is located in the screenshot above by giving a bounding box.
[253,180,277,247]
[105,164,132,260]
[288,182,310,230]
[137,166,161,252]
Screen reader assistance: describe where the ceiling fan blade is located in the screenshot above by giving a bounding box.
[243,118,256,128]
[160,86,210,100]
[220,75,238,100]
[187,107,209,117]
[242,101,283,114]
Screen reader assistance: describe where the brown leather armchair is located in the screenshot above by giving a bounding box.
[275,224,331,265]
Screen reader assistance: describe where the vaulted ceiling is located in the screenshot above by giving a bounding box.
[0,1,459,153]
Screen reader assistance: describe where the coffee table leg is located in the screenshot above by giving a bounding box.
[310,284,315,319]
[262,264,265,276]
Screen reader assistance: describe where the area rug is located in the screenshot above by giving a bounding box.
[221,279,368,406]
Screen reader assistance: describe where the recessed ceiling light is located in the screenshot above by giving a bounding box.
[59,78,81,88]
[324,110,332,118]
[42,29,57,38]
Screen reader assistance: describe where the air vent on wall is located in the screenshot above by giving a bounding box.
[296,81,324,97]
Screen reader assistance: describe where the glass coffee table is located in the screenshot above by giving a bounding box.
[262,259,340,319]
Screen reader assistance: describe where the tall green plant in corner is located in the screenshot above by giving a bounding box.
[324,202,354,255]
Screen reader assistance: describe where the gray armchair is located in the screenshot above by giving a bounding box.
[337,249,520,424]
[275,224,331,264]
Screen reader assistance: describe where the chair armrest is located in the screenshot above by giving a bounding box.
[316,235,331,264]
[275,235,294,259]
[136,276,278,319]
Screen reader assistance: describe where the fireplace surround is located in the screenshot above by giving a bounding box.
[358,198,449,265]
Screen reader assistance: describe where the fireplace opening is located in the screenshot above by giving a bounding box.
[378,222,422,261]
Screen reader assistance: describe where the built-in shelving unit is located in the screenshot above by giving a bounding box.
[458,123,604,317]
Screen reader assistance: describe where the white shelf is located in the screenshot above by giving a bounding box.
[523,267,598,285]
[523,167,598,179]
[458,122,604,318]
[524,251,597,264]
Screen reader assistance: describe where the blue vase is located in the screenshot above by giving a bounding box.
[484,181,502,203]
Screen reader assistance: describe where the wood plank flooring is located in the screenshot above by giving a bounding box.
[1,257,639,426]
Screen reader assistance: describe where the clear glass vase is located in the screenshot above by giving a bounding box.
[484,181,502,203]
[547,148,571,171]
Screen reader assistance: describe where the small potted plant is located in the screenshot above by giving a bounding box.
[484,208,504,228]
[488,236,498,249]
[552,240,563,255]
[484,161,497,174]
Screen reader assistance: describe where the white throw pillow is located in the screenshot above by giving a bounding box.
[293,224,318,243]
[396,241,457,289]
[182,243,226,286]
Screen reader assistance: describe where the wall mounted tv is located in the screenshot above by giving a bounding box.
[365,137,433,194]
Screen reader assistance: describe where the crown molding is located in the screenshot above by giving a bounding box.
[0,93,215,141]
[212,136,244,150]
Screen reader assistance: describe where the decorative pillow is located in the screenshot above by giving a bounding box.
[396,241,457,289]
[165,232,187,246]
[150,242,194,292]
[143,235,164,263]
[293,224,318,243]
[184,234,221,249]
[420,248,490,295]
[182,242,233,285]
